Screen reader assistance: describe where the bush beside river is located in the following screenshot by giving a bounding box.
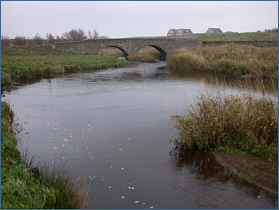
[1,46,129,87]
[170,93,278,194]
[1,102,89,208]
[167,44,278,79]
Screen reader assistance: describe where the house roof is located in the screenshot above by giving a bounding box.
[168,29,179,34]
[208,28,223,33]
[179,29,193,34]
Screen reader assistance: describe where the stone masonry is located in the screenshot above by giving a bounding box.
[55,38,203,60]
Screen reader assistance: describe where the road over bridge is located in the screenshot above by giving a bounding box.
[55,38,203,60]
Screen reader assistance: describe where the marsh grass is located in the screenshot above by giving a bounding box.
[170,93,278,159]
[1,102,90,209]
[167,44,278,78]
[1,46,128,87]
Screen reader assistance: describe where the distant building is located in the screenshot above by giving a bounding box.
[206,28,223,34]
[167,28,193,36]
[167,29,179,36]
[177,29,193,35]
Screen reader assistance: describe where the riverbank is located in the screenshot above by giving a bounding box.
[167,44,278,78]
[1,101,89,208]
[213,152,278,196]
[1,46,129,87]
[170,93,278,195]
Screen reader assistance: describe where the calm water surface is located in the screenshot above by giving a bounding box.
[3,62,278,209]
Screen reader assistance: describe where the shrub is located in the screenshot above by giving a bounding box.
[13,36,27,46]
[170,93,278,158]
[1,35,11,47]
[33,33,44,46]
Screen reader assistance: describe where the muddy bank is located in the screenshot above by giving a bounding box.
[213,152,278,196]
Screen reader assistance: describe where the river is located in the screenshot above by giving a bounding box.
[2,61,278,208]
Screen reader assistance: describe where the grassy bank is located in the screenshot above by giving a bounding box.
[170,93,278,160]
[158,32,278,42]
[1,46,129,87]
[167,44,278,78]
[1,101,89,208]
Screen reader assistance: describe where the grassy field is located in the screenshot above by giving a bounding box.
[1,46,129,87]
[167,44,278,78]
[1,102,89,208]
[156,32,278,41]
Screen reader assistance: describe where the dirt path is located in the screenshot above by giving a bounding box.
[213,152,278,196]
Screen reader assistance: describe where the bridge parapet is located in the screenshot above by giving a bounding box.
[55,38,203,59]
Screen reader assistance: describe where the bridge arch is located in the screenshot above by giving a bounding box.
[140,45,167,60]
[104,46,128,57]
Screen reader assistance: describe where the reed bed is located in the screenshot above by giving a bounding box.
[170,93,278,159]
[167,44,278,79]
[1,102,90,209]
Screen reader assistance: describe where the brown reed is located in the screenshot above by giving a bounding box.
[170,93,278,158]
[167,44,278,78]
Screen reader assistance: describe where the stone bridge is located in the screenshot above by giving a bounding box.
[55,38,203,60]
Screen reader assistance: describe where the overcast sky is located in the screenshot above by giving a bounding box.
[1,1,278,39]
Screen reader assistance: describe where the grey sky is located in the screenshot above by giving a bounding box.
[1,1,278,39]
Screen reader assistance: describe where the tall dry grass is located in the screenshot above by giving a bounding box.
[170,93,278,158]
[98,46,161,62]
[98,47,126,57]
[167,44,278,78]
[128,46,161,63]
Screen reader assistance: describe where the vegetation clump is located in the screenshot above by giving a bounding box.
[167,44,278,78]
[127,46,161,63]
[1,102,89,209]
[170,93,278,159]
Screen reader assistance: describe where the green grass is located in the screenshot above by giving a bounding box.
[1,46,129,87]
[167,44,278,78]
[1,102,89,209]
[157,32,278,41]
[170,93,278,160]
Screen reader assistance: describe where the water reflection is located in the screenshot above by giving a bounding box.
[169,148,278,204]
[169,69,278,95]
[170,149,230,180]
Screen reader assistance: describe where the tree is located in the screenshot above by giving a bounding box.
[46,33,55,45]
[63,28,87,41]
[1,35,11,46]
[100,35,109,39]
[33,33,44,45]
[14,36,27,46]
[88,29,99,39]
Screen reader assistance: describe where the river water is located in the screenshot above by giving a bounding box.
[3,62,278,208]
